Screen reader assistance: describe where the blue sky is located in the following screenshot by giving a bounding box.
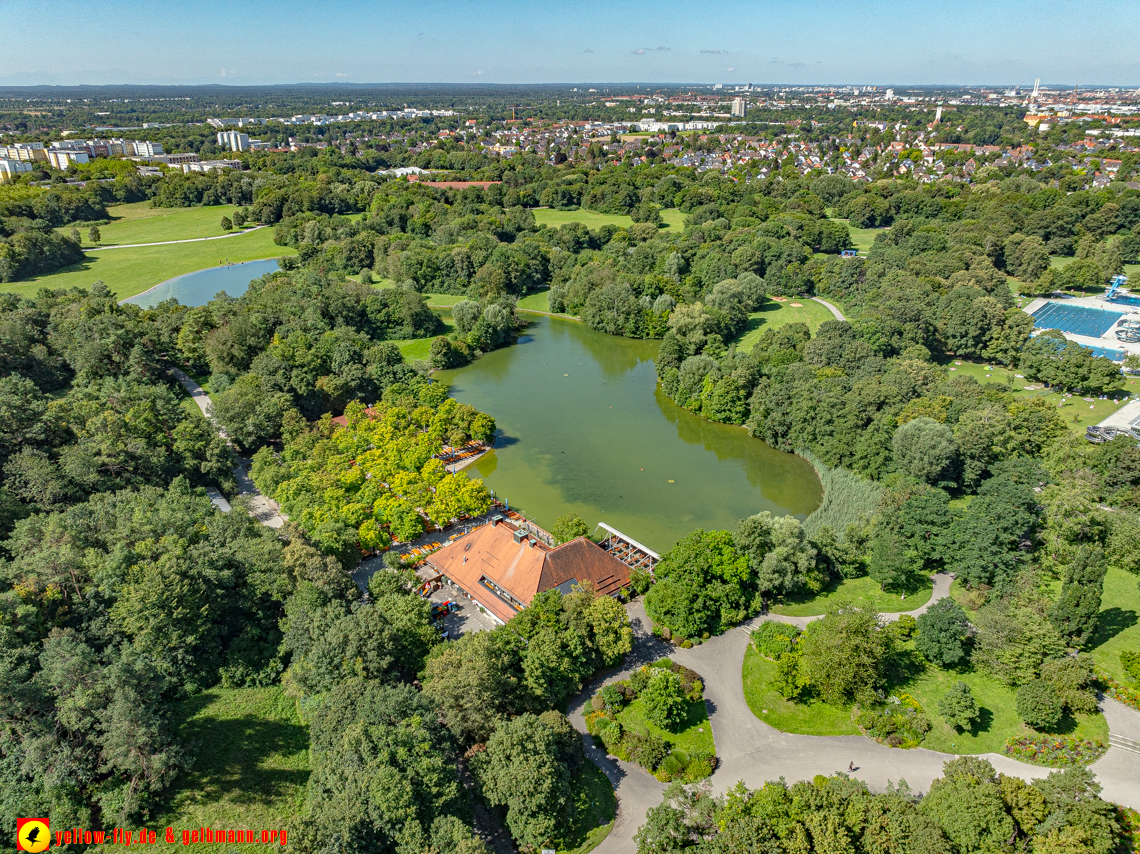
[2,0,1138,87]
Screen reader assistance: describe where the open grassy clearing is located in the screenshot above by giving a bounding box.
[560,762,615,854]
[742,650,859,736]
[533,207,685,232]
[391,313,456,361]
[1088,566,1140,684]
[735,297,834,351]
[941,358,1138,434]
[90,688,310,853]
[904,663,1108,755]
[769,574,932,618]
[614,696,715,758]
[743,644,1108,751]
[827,217,883,256]
[1,228,294,300]
[59,201,246,246]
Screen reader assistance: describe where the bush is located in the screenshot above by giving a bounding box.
[629,567,652,595]
[596,719,623,754]
[642,669,687,729]
[1016,679,1064,731]
[1121,651,1140,683]
[1040,655,1098,715]
[890,614,917,640]
[751,622,801,658]
[655,754,683,782]
[599,682,626,712]
[774,652,806,700]
[683,758,713,782]
[856,694,931,748]
[938,681,981,732]
[915,598,971,668]
[624,732,668,770]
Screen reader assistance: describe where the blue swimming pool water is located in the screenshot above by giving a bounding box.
[123,258,280,308]
[1109,294,1140,308]
[1085,345,1125,361]
[1031,302,1126,338]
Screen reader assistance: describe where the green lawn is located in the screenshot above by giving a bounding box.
[615,696,715,757]
[560,762,615,854]
[735,297,835,351]
[533,207,685,232]
[93,688,310,853]
[2,228,295,300]
[517,289,553,312]
[392,313,456,361]
[60,200,248,247]
[903,664,1108,755]
[828,217,882,256]
[943,358,1138,435]
[423,293,468,307]
[1089,566,1140,684]
[742,649,859,735]
[769,574,933,618]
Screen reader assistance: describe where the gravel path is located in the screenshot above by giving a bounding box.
[574,579,1140,854]
[810,296,846,321]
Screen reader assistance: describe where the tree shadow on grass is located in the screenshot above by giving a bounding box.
[1090,607,1138,648]
[170,695,309,807]
[967,706,995,737]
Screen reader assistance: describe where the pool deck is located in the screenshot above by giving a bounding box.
[1023,294,1140,358]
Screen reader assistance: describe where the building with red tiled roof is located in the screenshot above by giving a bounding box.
[425,516,630,624]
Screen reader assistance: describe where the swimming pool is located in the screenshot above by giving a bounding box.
[1109,294,1140,308]
[1031,302,1126,338]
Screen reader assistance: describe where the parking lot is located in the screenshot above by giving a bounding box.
[428,584,499,639]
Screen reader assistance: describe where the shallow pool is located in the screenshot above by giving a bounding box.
[122,258,280,308]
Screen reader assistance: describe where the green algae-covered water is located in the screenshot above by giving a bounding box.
[436,315,822,552]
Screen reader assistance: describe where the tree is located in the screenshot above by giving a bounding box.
[938,682,981,732]
[422,630,526,744]
[1016,679,1063,731]
[916,599,972,667]
[1049,546,1107,648]
[641,668,687,730]
[893,417,957,484]
[88,225,101,244]
[921,757,1015,854]
[644,529,750,639]
[552,512,589,545]
[734,512,820,598]
[478,713,574,849]
[220,216,233,231]
[799,604,894,705]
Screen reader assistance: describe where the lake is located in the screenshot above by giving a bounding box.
[437,315,822,552]
[122,258,280,308]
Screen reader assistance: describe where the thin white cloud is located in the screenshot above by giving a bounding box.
[632,48,646,55]
[700,49,728,55]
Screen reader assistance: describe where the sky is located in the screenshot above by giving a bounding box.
[2,0,1139,88]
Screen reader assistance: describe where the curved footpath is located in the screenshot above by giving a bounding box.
[169,368,286,528]
[83,225,266,251]
[810,296,846,321]
[571,576,1140,854]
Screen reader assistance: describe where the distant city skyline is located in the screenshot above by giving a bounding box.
[2,0,1139,87]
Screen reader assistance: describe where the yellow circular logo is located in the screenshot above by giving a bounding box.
[18,820,50,853]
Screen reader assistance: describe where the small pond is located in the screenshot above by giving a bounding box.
[122,258,280,308]
[436,315,822,552]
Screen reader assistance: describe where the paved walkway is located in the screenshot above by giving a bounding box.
[169,368,285,528]
[84,225,266,251]
[810,296,846,321]
[574,581,1140,854]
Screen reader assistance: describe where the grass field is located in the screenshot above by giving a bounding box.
[943,358,1138,434]
[614,695,715,758]
[904,663,1108,755]
[93,688,310,853]
[2,228,294,300]
[769,574,933,618]
[517,289,554,312]
[560,762,615,854]
[828,217,882,256]
[742,649,859,736]
[60,201,248,247]
[743,643,1109,752]
[391,313,456,361]
[735,297,835,351]
[533,207,685,232]
[1089,566,1140,684]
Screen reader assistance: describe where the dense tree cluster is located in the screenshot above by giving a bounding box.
[251,390,495,562]
[636,758,1124,854]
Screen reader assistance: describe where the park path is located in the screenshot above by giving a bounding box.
[83,225,266,251]
[810,296,846,321]
[574,578,1140,854]
[169,368,285,527]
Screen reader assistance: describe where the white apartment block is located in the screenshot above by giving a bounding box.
[0,159,33,182]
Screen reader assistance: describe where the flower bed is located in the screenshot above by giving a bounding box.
[855,692,931,749]
[1003,735,1108,767]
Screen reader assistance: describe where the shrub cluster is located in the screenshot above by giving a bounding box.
[855,692,931,748]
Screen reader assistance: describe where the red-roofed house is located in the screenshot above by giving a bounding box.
[425,516,630,624]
